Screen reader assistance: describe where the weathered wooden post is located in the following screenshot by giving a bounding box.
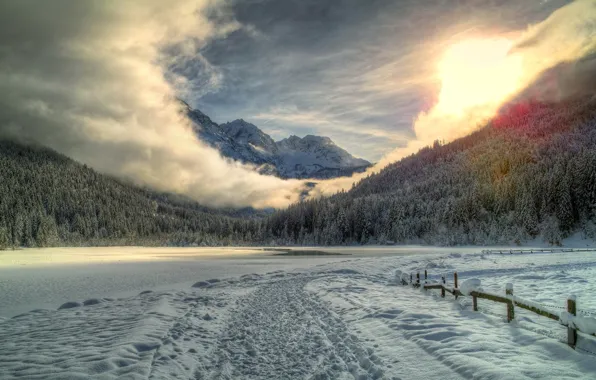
[424,270,428,282]
[472,294,478,311]
[567,295,577,347]
[441,275,446,298]
[506,283,514,322]
[454,272,458,299]
[416,272,420,287]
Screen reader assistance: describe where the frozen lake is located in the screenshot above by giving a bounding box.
[0,246,473,317]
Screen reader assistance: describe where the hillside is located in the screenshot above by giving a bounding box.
[265,97,596,246]
[0,140,261,248]
[4,96,596,248]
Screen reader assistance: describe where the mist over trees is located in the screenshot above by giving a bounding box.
[0,141,264,248]
[2,97,596,249]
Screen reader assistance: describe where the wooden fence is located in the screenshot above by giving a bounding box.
[401,270,596,349]
[481,248,596,255]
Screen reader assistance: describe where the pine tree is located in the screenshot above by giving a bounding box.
[0,226,10,249]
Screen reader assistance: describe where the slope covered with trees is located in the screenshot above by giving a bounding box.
[0,140,262,248]
[264,98,596,246]
[3,97,596,248]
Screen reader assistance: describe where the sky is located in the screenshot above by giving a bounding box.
[174,0,572,161]
[1,0,595,209]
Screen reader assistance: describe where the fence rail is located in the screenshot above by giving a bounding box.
[481,248,596,255]
[400,270,596,350]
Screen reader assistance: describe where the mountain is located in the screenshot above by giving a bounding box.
[5,96,596,249]
[263,97,596,246]
[275,135,371,179]
[221,119,279,157]
[181,102,371,179]
[182,101,272,167]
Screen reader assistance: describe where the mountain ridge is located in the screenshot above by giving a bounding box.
[182,103,372,179]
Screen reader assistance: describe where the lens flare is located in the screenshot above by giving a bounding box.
[435,38,524,116]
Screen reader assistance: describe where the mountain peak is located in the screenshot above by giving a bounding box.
[221,119,278,156]
[276,134,370,175]
[183,106,372,179]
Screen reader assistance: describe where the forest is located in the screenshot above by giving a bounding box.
[265,97,596,246]
[0,140,262,248]
[2,97,596,248]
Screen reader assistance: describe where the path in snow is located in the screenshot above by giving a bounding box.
[2,250,596,380]
[198,276,391,380]
[0,271,406,380]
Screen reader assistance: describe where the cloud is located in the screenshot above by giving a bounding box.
[185,0,570,163]
[512,0,596,102]
[0,0,305,208]
[2,0,590,210]
[252,109,391,139]
[311,0,596,197]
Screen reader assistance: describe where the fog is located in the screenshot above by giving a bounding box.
[1,0,594,208]
[0,0,306,208]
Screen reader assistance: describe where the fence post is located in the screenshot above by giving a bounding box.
[567,295,577,347]
[416,272,420,287]
[473,294,478,311]
[424,270,428,282]
[441,275,445,298]
[506,283,514,322]
[410,273,412,285]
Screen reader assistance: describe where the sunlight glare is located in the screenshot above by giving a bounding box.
[436,38,524,116]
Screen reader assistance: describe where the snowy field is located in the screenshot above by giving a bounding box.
[1,246,595,379]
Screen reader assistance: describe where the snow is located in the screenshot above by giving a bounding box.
[560,313,596,336]
[512,295,559,316]
[459,278,482,296]
[1,246,595,379]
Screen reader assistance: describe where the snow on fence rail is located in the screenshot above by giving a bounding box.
[397,270,596,349]
[480,248,596,255]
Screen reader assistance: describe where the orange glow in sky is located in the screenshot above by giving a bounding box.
[435,38,524,116]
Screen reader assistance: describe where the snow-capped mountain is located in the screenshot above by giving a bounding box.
[181,101,371,179]
[276,135,371,179]
[182,101,271,166]
[220,119,279,158]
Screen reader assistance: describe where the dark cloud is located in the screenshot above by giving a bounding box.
[174,0,570,160]
[0,0,306,208]
[515,52,596,103]
[1,0,586,208]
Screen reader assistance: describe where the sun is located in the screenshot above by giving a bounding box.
[435,38,524,116]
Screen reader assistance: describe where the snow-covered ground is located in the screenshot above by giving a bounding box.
[1,246,595,379]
